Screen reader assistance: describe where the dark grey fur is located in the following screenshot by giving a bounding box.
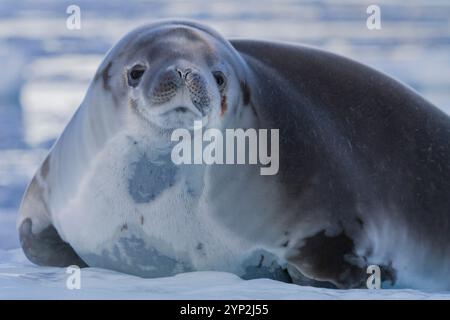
[231,39,450,288]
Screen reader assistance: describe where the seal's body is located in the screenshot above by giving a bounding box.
[18,20,450,289]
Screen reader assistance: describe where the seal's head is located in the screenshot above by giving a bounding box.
[95,20,250,132]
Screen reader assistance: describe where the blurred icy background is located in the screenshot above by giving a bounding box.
[0,0,449,299]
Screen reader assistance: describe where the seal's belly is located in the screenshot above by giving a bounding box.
[54,133,289,280]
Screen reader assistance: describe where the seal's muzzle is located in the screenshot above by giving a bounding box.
[150,66,211,116]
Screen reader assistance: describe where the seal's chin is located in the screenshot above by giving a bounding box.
[135,102,211,130]
[160,105,203,118]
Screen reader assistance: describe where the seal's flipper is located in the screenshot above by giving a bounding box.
[19,218,87,267]
[18,173,87,268]
[286,230,398,289]
[286,231,367,289]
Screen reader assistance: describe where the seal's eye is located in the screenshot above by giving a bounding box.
[127,64,146,87]
[213,71,226,90]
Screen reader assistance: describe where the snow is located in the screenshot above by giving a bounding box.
[1,249,450,300]
[1,0,450,299]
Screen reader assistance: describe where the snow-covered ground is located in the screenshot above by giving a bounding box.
[2,248,450,300]
[1,0,450,299]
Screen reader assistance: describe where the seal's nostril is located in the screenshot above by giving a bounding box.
[175,68,192,79]
[184,68,192,77]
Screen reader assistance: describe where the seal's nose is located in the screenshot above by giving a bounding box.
[150,64,211,114]
[176,68,192,80]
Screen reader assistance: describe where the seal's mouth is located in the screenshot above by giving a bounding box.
[134,100,211,130]
[160,104,204,117]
